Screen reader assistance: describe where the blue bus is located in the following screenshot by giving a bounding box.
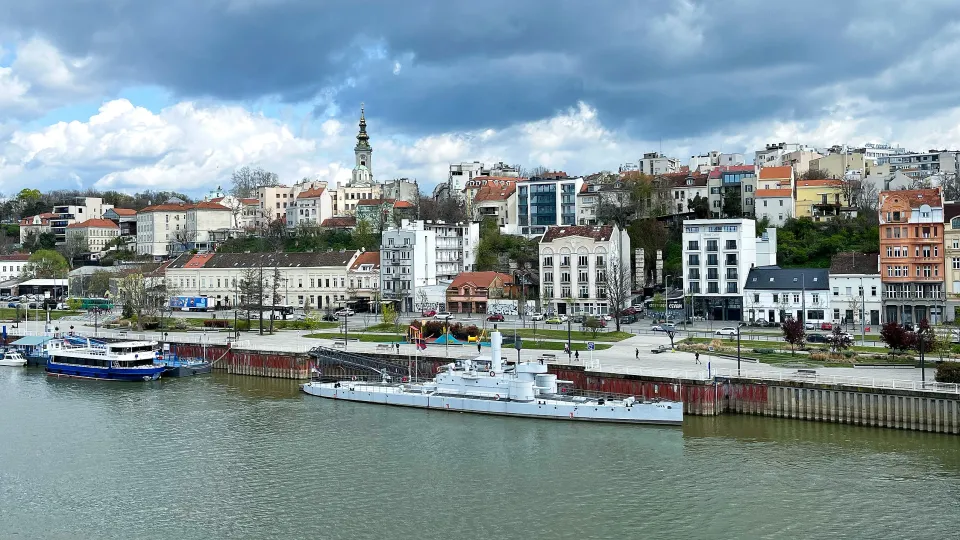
[170,296,209,312]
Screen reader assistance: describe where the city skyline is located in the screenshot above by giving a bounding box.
[2,1,960,195]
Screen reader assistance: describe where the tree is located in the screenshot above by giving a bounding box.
[828,325,851,353]
[382,303,398,331]
[23,250,68,279]
[650,293,666,319]
[582,316,603,339]
[721,187,742,218]
[172,228,198,253]
[87,270,114,297]
[858,180,879,213]
[595,171,655,227]
[941,173,960,202]
[57,233,88,268]
[238,266,264,332]
[914,319,935,355]
[880,321,915,352]
[687,194,710,219]
[605,258,631,332]
[230,165,279,198]
[116,273,150,330]
[802,168,833,180]
[782,319,806,354]
[22,230,57,252]
[269,263,283,333]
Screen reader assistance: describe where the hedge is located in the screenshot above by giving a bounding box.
[935,361,960,384]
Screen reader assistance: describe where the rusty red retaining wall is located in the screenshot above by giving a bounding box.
[172,344,310,379]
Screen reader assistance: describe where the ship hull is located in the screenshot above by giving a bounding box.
[45,361,164,381]
[302,382,682,425]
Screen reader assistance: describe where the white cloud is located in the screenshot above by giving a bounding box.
[0,38,98,118]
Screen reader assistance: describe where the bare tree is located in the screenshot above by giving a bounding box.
[238,266,265,333]
[58,233,88,269]
[172,228,197,254]
[605,258,631,332]
[839,178,862,208]
[116,273,154,330]
[230,165,279,198]
[858,179,880,212]
[269,263,282,332]
[941,173,960,202]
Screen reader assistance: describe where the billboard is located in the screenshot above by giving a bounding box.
[170,296,209,310]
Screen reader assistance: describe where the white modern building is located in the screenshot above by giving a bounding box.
[754,188,793,227]
[348,250,381,307]
[516,174,585,236]
[388,219,479,282]
[287,186,333,228]
[185,201,233,252]
[136,200,191,258]
[754,142,812,168]
[538,224,631,317]
[65,218,120,257]
[165,251,362,311]
[888,150,960,179]
[380,224,438,313]
[635,152,681,176]
[0,254,30,281]
[209,195,260,229]
[682,218,777,321]
[829,252,882,327]
[743,267,830,326]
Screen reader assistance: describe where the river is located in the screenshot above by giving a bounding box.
[1,369,958,539]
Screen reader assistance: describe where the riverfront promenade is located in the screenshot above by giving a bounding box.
[9,319,937,386]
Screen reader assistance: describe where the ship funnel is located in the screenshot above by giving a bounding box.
[490,325,502,372]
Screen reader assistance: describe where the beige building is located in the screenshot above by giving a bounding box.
[136,200,190,258]
[66,218,120,257]
[185,201,233,252]
[19,212,56,244]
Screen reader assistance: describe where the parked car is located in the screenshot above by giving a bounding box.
[820,322,833,330]
[434,311,453,320]
[6,302,16,308]
[546,315,567,324]
[321,314,337,322]
[571,314,585,324]
[621,314,639,324]
[421,309,437,317]
[806,333,829,344]
[804,321,817,330]
[530,312,545,321]
[653,323,676,333]
[486,313,504,322]
[715,327,739,337]
[600,314,613,321]
[620,307,638,316]
[334,308,355,317]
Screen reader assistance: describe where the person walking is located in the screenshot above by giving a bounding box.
[695,351,701,364]
[635,348,639,359]
[477,342,482,354]
[574,350,579,362]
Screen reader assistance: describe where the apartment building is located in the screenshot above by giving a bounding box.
[516,174,584,236]
[888,150,960,179]
[707,166,757,218]
[743,267,830,325]
[795,179,845,221]
[472,179,517,227]
[943,203,960,321]
[379,224,437,313]
[19,213,56,244]
[287,186,333,229]
[136,200,190,258]
[538,224,631,317]
[166,251,361,311]
[637,152,681,176]
[754,188,793,227]
[879,188,945,325]
[0,254,30,281]
[49,197,113,244]
[666,172,709,216]
[829,252,882,327]
[256,185,296,225]
[757,166,793,190]
[682,219,777,321]
[102,208,138,239]
[65,218,120,257]
[347,250,381,308]
[209,196,260,229]
[185,201,233,252]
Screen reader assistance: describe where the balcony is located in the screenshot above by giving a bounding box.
[882,291,944,300]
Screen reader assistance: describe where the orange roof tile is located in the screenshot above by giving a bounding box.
[111,208,137,216]
[183,253,215,268]
[758,166,793,180]
[140,202,192,213]
[393,200,415,209]
[67,218,119,229]
[191,201,231,211]
[19,212,57,226]
[297,187,326,199]
[349,251,380,270]
[321,216,357,228]
[755,189,793,198]
[448,271,513,290]
[881,188,942,208]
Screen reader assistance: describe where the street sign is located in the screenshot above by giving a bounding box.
[587,342,595,351]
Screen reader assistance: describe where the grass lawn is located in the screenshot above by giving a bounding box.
[0,308,82,321]
[511,328,632,342]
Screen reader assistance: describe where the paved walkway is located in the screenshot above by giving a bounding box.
[9,319,940,387]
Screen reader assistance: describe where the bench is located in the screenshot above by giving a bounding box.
[651,345,670,354]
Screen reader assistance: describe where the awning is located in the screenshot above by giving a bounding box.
[11,336,51,346]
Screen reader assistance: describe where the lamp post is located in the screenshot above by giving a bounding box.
[736,322,746,376]
[919,327,926,386]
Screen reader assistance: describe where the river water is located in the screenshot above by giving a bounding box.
[1,369,958,540]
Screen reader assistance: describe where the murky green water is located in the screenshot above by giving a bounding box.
[1,369,958,539]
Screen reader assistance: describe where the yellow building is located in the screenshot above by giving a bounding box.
[795,179,844,221]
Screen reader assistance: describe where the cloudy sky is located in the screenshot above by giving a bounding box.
[3,0,960,196]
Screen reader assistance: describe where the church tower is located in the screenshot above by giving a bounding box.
[351,104,373,186]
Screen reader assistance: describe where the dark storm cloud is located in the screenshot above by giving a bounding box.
[5,0,960,136]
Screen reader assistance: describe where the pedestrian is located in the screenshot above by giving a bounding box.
[695,351,701,365]
[477,342,482,354]
[395,342,400,354]
[635,348,639,359]
[574,350,579,361]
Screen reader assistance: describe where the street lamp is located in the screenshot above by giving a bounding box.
[736,322,746,376]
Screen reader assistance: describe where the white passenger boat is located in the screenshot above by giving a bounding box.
[0,349,27,367]
[302,330,682,425]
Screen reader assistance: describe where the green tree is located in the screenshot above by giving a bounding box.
[23,250,68,279]
[721,188,742,218]
[22,231,57,252]
[87,270,114,297]
[687,193,710,218]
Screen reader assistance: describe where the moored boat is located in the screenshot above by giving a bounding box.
[45,338,165,381]
[302,329,682,426]
[0,349,27,367]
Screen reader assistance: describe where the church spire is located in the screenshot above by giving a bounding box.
[355,103,371,151]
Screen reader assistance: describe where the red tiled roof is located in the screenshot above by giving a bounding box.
[797,179,842,188]
[140,202,192,213]
[0,253,30,261]
[474,181,517,202]
[297,187,326,199]
[881,188,942,208]
[393,200,415,209]
[448,271,513,290]
[209,197,224,203]
[349,251,380,270]
[541,225,614,242]
[67,218,119,229]
[183,253,215,269]
[321,216,357,228]
[240,198,259,205]
[755,189,793,197]
[191,201,231,211]
[758,166,793,180]
[111,208,137,216]
[19,212,57,226]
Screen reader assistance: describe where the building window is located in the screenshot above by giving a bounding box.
[812,293,819,303]
[726,282,738,293]
[707,282,719,294]
[688,241,699,250]
[753,294,760,302]
[725,240,737,250]
[832,287,839,296]
[689,282,700,293]
[706,240,718,252]
[688,254,700,266]
[578,255,588,267]
[726,254,737,265]
[773,294,779,303]
[793,293,800,303]
[707,254,719,266]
